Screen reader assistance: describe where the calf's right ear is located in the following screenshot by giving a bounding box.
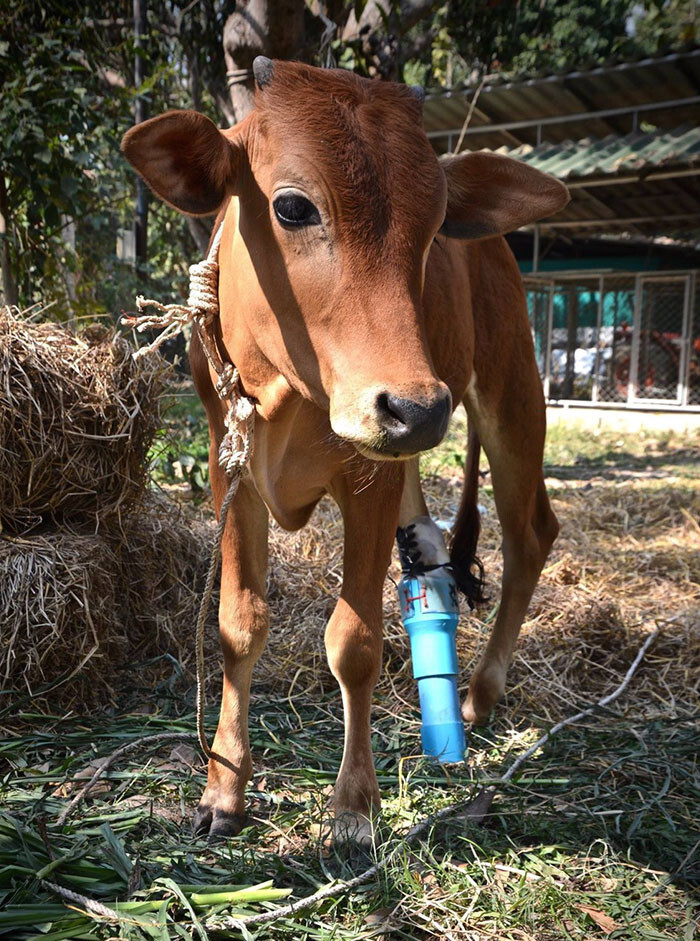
[121,111,243,216]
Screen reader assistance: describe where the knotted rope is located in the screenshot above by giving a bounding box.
[226,67,254,88]
[124,225,223,351]
[122,224,254,759]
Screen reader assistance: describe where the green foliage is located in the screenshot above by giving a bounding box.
[2,0,698,318]
[0,4,134,314]
[417,0,633,87]
[150,391,211,494]
[0,1,222,320]
[631,0,700,50]
[410,0,700,89]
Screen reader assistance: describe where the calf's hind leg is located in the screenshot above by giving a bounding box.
[462,399,558,724]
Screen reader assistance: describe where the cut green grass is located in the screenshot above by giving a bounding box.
[3,690,699,939]
[4,396,699,939]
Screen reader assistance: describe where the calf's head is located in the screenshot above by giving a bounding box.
[122,59,567,459]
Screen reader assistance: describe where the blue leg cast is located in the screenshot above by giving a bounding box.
[396,522,467,763]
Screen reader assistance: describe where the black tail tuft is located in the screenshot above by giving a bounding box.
[449,425,486,609]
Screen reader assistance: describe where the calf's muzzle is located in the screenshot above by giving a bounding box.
[375,389,452,455]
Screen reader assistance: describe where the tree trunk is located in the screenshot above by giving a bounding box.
[187,217,212,256]
[0,175,18,307]
[188,48,202,112]
[223,0,306,122]
[342,0,442,80]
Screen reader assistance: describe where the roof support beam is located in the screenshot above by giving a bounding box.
[571,188,645,238]
[565,167,700,189]
[542,212,700,229]
[426,94,700,140]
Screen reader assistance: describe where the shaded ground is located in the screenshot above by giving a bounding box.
[2,401,699,940]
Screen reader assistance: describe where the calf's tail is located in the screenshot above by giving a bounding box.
[449,424,485,609]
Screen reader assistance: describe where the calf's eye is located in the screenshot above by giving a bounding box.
[273,193,321,229]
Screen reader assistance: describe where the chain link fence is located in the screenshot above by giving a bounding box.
[524,271,700,409]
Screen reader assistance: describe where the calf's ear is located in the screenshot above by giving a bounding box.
[440,151,569,239]
[121,111,243,216]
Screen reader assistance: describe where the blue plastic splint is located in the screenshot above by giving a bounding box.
[397,570,466,763]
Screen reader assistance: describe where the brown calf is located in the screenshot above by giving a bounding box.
[122,58,568,841]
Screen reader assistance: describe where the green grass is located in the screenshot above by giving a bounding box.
[3,395,699,939]
[3,699,698,939]
[150,388,211,493]
[420,406,700,481]
[543,423,700,478]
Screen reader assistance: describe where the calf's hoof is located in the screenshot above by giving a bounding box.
[331,810,375,849]
[462,664,506,725]
[193,803,246,840]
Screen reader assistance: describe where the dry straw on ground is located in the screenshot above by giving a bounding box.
[255,466,700,726]
[0,305,163,534]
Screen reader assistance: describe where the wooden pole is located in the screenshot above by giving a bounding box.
[0,175,18,307]
[133,0,149,274]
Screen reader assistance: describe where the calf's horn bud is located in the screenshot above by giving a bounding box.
[253,56,274,89]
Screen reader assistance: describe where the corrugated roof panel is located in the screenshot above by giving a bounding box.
[424,47,700,147]
[422,96,467,134]
[504,124,700,180]
[424,51,700,238]
[429,46,700,98]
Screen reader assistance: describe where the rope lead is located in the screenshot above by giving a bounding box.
[123,222,254,758]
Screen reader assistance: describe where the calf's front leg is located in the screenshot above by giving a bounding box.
[325,466,403,844]
[193,452,269,839]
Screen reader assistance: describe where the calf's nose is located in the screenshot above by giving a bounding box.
[375,389,452,454]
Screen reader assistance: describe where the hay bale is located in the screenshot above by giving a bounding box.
[0,496,217,709]
[116,493,217,674]
[0,529,123,707]
[0,306,164,534]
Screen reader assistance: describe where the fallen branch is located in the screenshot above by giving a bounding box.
[500,626,660,785]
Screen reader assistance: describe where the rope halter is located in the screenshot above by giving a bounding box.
[121,224,255,478]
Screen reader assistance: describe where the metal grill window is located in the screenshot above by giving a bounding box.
[524,270,700,411]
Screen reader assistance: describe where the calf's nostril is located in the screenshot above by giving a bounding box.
[374,390,452,454]
[376,392,410,427]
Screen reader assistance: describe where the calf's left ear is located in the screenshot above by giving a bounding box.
[121,110,243,216]
[440,151,569,239]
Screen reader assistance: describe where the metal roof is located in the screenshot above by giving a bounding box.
[423,47,700,242]
[500,124,700,237]
[499,124,700,181]
[424,46,700,151]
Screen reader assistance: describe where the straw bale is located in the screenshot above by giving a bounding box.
[115,492,218,676]
[0,494,217,709]
[0,529,123,707]
[0,306,165,534]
